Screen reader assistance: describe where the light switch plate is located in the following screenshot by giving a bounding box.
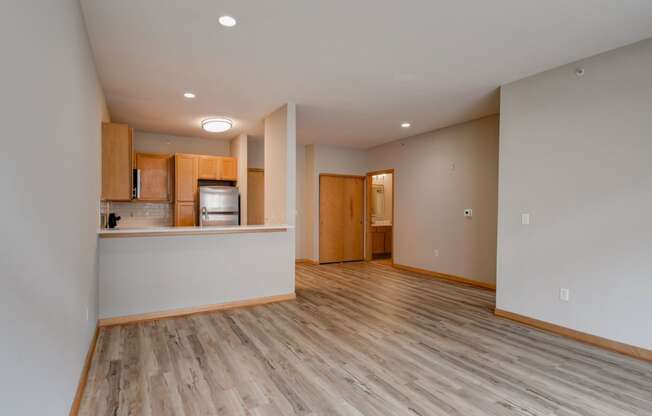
[560,288,570,302]
[521,213,530,225]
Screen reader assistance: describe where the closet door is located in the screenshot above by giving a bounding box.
[319,174,364,263]
[342,176,365,261]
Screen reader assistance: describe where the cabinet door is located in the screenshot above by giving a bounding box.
[175,202,196,226]
[219,157,238,180]
[372,232,385,254]
[101,123,132,201]
[384,229,392,253]
[175,154,198,202]
[198,156,219,180]
[136,153,170,201]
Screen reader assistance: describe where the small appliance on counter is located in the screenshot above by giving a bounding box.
[107,213,121,229]
[199,186,239,226]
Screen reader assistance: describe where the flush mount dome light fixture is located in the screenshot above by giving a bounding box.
[183,92,196,98]
[218,15,237,27]
[201,118,232,133]
[401,122,411,128]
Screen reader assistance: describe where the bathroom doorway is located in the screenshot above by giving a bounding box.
[365,169,394,263]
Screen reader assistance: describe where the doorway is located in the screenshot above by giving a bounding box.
[319,174,365,263]
[247,168,264,225]
[365,169,394,263]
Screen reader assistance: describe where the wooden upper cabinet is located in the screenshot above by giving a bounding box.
[135,153,171,201]
[101,123,133,201]
[197,156,237,180]
[220,157,238,180]
[198,156,219,180]
[175,154,198,202]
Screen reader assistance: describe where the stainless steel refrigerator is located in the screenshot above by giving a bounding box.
[198,186,240,226]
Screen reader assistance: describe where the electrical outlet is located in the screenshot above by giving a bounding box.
[560,288,570,302]
[433,249,439,257]
[464,209,473,218]
[521,213,530,225]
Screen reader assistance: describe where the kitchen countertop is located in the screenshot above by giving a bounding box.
[98,224,292,238]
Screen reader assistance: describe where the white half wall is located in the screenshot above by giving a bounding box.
[99,231,294,319]
[497,38,652,350]
[1,1,108,414]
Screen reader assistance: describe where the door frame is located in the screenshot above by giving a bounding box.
[365,169,395,263]
[318,173,366,264]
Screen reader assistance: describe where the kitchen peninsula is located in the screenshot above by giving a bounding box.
[97,104,297,327]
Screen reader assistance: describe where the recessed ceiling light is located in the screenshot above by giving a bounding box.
[401,122,411,128]
[183,92,196,98]
[218,15,237,27]
[201,118,232,133]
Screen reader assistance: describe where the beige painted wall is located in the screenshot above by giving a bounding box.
[1,1,109,413]
[368,116,499,284]
[248,138,264,168]
[303,145,369,261]
[498,38,652,350]
[134,130,231,156]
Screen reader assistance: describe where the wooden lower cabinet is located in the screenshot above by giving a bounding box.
[175,202,196,226]
[371,226,392,255]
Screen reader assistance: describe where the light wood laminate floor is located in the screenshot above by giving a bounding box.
[79,262,652,416]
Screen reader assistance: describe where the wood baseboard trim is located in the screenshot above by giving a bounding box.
[296,258,319,265]
[495,309,652,363]
[69,325,99,416]
[98,293,296,327]
[392,263,496,291]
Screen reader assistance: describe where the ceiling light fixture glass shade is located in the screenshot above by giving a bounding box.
[401,122,411,128]
[183,92,196,98]
[218,15,237,27]
[201,118,233,133]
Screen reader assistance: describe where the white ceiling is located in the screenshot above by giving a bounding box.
[80,0,652,148]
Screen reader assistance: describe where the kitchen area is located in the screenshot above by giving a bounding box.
[96,104,297,326]
[100,122,243,230]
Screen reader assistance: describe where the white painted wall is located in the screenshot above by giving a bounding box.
[230,134,248,224]
[497,39,652,350]
[99,232,294,318]
[135,130,231,156]
[264,103,296,289]
[0,1,108,414]
[368,116,499,284]
[295,145,308,259]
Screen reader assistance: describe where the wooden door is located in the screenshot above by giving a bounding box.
[175,202,196,226]
[101,123,132,201]
[342,177,365,260]
[319,174,364,263]
[219,157,238,180]
[198,156,219,180]
[175,154,198,202]
[136,153,170,201]
[247,169,264,225]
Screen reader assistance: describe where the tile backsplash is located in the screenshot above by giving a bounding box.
[101,201,173,228]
